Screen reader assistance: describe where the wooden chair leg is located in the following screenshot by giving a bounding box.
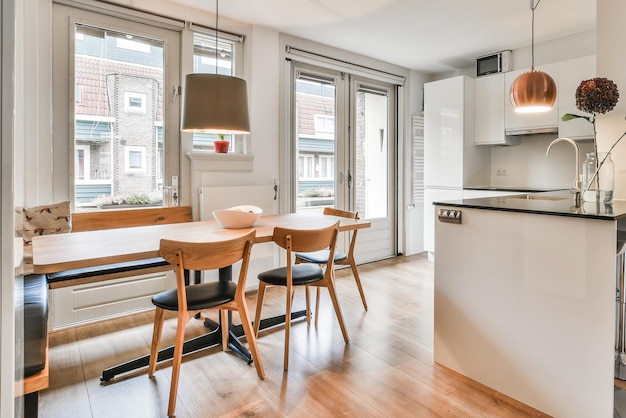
[167,312,188,417]
[325,277,350,344]
[315,287,321,326]
[237,300,265,379]
[220,310,229,352]
[253,282,267,336]
[148,307,165,377]
[283,286,293,370]
[349,259,368,310]
[305,286,311,325]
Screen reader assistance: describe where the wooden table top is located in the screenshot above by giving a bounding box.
[32,212,370,274]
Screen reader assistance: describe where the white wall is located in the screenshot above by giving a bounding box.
[597,0,626,200]
[490,135,593,189]
[1,1,17,415]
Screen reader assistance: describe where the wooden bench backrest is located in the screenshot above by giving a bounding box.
[71,206,192,232]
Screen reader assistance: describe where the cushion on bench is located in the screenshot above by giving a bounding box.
[46,257,170,284]
[23,274,48,377]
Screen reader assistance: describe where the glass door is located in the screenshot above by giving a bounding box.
[293,67,341,212]
[351,78,396,261]
[291,63,396,262]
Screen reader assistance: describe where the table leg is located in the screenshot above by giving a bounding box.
[100,266,307,382]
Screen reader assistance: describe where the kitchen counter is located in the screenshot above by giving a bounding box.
[434,195,622,417]
[464,186,564,193]
[434,190,626,220]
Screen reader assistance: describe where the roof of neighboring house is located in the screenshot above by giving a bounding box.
[296,92,334,136]
[75,55,164,120]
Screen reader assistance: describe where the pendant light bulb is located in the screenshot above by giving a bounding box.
[510,0,556,113]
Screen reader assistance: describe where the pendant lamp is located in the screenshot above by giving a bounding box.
[180,0,250,134]
[509,0,556,114]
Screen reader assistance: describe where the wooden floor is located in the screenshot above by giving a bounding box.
[39,253,549,417]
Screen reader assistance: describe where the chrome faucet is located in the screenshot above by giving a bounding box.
[546,137,581,206]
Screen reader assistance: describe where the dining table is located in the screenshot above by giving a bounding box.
[31,211,371,382]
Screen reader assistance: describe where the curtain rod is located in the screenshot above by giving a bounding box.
[285,45,405,86]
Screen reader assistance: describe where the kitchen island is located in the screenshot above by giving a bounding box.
[433,192,626,418]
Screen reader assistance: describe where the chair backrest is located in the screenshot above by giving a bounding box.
[322,207,359,257]
[273,221,339,268]
[159,230,256,306]
[322,207,358,220]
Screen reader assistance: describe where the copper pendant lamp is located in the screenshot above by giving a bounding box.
[509,0,556,113]
[180,0,250,134]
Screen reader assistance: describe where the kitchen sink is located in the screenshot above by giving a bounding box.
[507,194,571,201]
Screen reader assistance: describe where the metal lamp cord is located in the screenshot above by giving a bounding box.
[215,0,219,74]
[530,0,541,70]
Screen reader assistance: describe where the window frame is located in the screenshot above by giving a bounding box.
[188,25,245,152]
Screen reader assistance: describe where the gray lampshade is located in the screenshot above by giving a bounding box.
[180,73,250,134]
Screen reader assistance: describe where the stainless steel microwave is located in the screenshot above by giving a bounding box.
[476,50,512,77]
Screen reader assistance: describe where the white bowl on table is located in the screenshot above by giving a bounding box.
[212,205,262,229]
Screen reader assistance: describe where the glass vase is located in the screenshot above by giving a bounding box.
[582,152,614,202]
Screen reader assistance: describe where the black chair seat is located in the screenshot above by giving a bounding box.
[295,249,347,264]
[47,257,170,283]
[152,281,237,311]
[258,263,324,286]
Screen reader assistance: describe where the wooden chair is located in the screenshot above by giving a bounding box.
[295,207,367,326]
[253,221,349,370]
[148,230,264,417]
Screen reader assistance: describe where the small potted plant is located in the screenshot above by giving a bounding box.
[214,134,230,153]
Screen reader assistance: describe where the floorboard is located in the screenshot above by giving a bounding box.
[39,253,549,417]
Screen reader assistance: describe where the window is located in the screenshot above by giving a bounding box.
[314,115,334,137]
[58,15,178,209]
[191,29,242,151]
[75,145,90,181]
[116,36,151,53]
[124,92,146,113]
[75,85,83,104]
[124,146,146,172]
[319,155,334,179]
[299,155,315,179]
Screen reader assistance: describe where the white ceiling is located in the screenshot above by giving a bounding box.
[172,0,596,75]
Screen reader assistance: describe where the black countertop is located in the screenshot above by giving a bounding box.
[434,191,626,221]
[464,186,564,193]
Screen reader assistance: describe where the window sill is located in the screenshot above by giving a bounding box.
[186,151,254,172]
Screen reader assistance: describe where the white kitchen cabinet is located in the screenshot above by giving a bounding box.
[474,73,519,145]
[504,63,559,135]
[424,75,490,260]
[558,55,595,140]
[435,205,615,417]
[424,75,490,189]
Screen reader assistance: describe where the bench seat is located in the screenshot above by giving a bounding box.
[23,274,48,378]
[20,274,49,417]
[46,257,172,289]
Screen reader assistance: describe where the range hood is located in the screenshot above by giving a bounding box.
[504,126,559,136]
[505,126,558,136]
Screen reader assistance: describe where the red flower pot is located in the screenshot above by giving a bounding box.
[213,140,230,153]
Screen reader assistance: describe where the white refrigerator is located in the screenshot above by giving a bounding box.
[423,76,490,257]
